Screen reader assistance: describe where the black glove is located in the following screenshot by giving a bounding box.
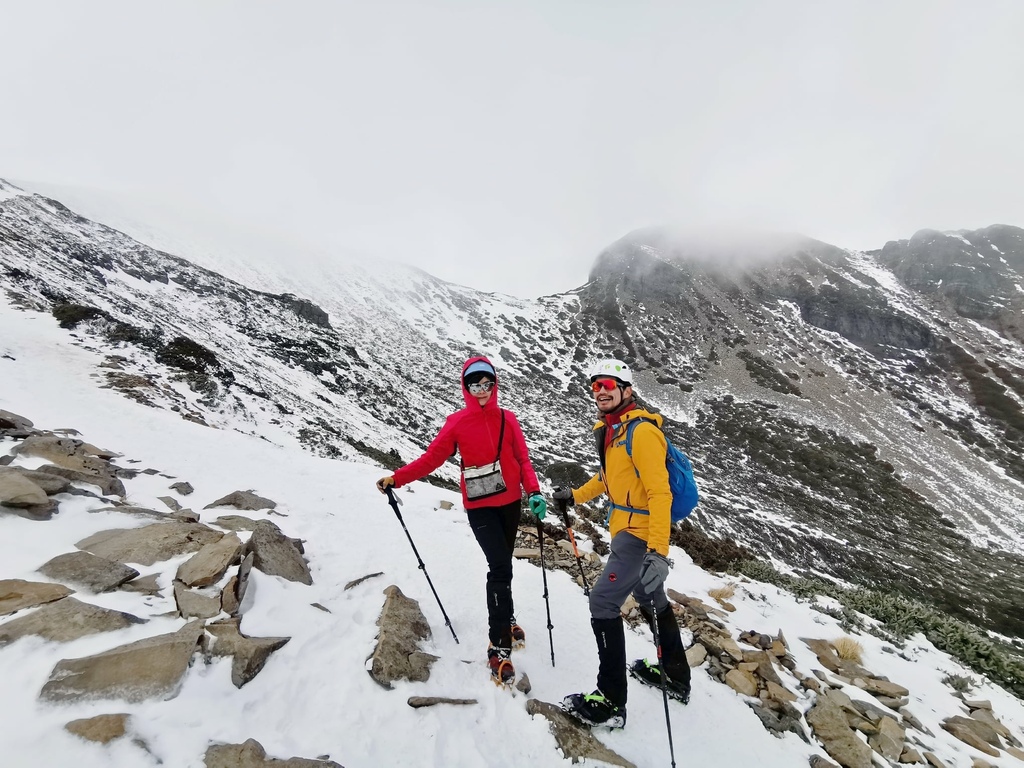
[552,487,575,507]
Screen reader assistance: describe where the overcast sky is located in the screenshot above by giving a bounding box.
[2,1,1023,298]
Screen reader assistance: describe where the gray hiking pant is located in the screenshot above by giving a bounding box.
[589,531,670,620]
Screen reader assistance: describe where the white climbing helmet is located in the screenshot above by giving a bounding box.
[589,358,633,385]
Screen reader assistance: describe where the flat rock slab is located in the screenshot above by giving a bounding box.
[170,482,194,496]
[525,700,636,768]
[407,697,477,708]
[120,573,163,596]
[38,551,140,592]
[204,491,277,511]
[206,618,290,688]
[90,506,168,520]
[177,534,242,587]
[214,515,260,532]
[0,465,71,495]
[77,522,224,566]
[0,471,49,507]
[807,694,874,768]
[40,619,205,703]
[369,585,437,688]
[0,597,145,644]
[13,436,112,475]
[205,738,342,767]
[65,713,131,744]
[157,495,182,511]
[248,520,311,585]
[0,579,73,615]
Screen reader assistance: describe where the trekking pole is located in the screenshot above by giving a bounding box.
[557,500,591,596]
[649,599,677,768]
[384,487,459,644]
[537,519,555,667]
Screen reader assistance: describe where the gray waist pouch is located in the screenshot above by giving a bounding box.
[461,411,507,501]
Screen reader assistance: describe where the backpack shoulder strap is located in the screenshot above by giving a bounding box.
[623,417,660,458]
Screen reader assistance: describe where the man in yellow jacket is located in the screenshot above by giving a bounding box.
[558,358,691,728]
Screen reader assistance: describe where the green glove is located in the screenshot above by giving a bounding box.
[528,492,547,520]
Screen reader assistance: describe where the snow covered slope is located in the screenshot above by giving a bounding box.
[4,278,1024,768]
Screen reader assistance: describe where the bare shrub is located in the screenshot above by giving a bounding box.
[832,636,864,663]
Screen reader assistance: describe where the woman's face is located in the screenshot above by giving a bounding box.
[467,377,494,406]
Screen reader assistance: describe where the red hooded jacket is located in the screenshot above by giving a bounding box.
[392,356,540,508]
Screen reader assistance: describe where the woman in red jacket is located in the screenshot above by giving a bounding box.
[376,356,546,684]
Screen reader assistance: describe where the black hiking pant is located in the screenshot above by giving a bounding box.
[467,499,521,649]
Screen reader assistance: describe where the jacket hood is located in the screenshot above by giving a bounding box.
[461,356,500,409]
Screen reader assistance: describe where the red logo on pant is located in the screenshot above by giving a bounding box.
[608,573,617,582]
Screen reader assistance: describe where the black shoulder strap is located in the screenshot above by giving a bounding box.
[595,424,608,471]
[493,410,506,462]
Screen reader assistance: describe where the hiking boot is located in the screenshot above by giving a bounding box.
[628,659,690,704]
[510,623,526,650]
[560,690,627,729]
[487,644,515,685]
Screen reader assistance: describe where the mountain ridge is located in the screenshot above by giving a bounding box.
[2,178,1023,645]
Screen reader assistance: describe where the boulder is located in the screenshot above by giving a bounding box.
[516,673,532,695]
[204,491,277,511]
[686,643,708,667]
[0,472,49,507]
[64,713,131,744]
[969,708,1019,745]
[157,495,182,511]
[36,464,126,497]
[0,466,71,494]
[236,552,254,604]
[525,700,636,768]
[221,576,241,615]
[899,748,924,764]
[725,668,759,697]
[0,409,34,432]
[76,522,224,566]
[170,481,194,496]
[868,716,905,761]
[206,618,290,688]
[806,694,874,768]
[176,534,242,587]
[940,721,1000,757]
[174,582,223,619]
[247,520,311,585]
[923,753,950,768]
[204,739,342,767]
[38,551,139,592]
[40,620,205,703]
[942,715,1003,748]
[0,597,144,644]
[0,579,73,615]
[368,585,438,687]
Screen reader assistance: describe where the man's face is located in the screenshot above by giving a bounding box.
[592,378,631,413]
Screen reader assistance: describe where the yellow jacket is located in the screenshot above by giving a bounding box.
[572,408,673,556]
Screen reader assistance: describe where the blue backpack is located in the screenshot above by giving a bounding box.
[610,418,699,523]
